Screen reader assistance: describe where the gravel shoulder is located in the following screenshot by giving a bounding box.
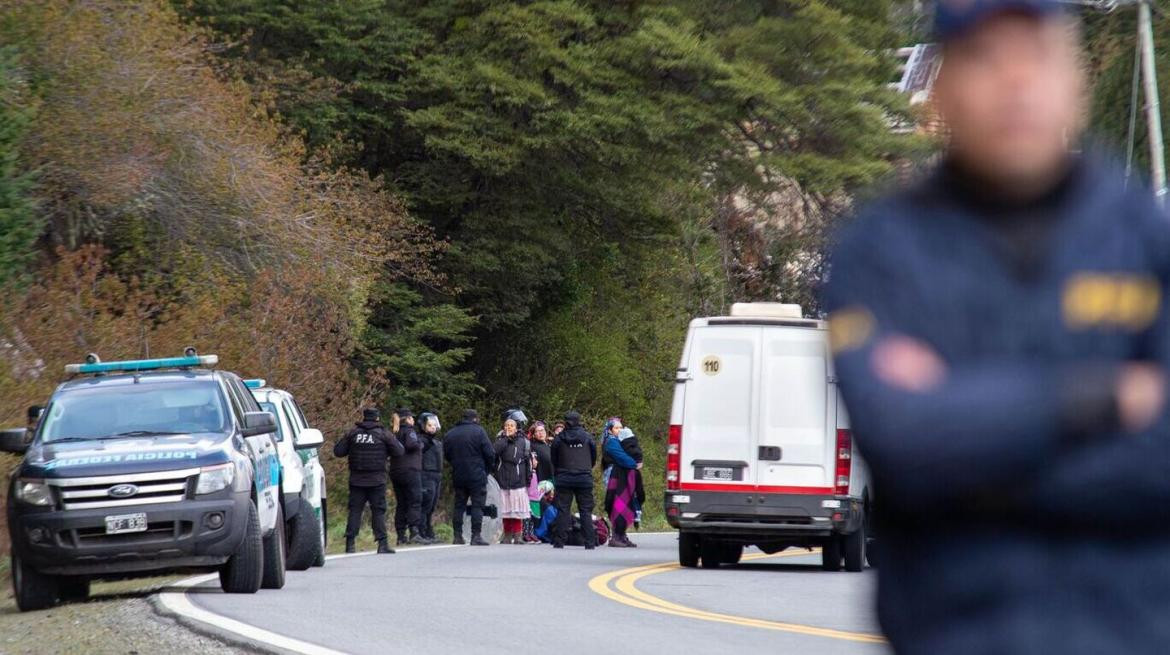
[0,574,248,655]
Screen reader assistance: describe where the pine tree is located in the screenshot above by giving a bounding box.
[0,48,39,289]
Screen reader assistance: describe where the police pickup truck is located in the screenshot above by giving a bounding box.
[1,350,287,611]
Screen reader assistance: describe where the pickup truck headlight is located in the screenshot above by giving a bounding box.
[195,463,236,495]
[15,479,53,506]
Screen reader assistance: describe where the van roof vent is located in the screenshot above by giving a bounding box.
[729,303,804,319]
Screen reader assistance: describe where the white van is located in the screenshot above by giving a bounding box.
[664,303,872,571]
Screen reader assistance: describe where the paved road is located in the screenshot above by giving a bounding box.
[182,534,889,655]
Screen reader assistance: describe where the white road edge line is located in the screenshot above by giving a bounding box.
[157,544,457,655]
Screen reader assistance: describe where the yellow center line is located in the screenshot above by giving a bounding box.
[588,549,887,645]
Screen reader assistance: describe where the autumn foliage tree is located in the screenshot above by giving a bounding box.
[0,0,465,548]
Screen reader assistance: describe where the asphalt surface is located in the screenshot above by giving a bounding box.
[185,533,888,655]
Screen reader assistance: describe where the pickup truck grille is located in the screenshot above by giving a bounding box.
[47,468,200,511]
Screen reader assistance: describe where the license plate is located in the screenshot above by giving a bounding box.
[105,513,148,535]
[701,466,734,481]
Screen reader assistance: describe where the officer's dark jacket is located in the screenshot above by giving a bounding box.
[420,432,442,474]
[388,423,422,477]
[493,434,531,490]
[443,420,495,487]
[551,424,596,487]
[334,420,403,487]
[825,156,1170,655]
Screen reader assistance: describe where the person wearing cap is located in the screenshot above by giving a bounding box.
[333,408,404,554]
[388,408,427,545]
[550,411,598,549]
[825,2,1170,652]
[443,409,496,545]
[418,412,443,543]
[24,405,43,445]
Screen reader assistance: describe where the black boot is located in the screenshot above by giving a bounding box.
[345,538,356,554]
[452,529,466,545]
[409,528,430,545]
[469,532,489,546]
[396,530,408,546]
[377,539,395,554]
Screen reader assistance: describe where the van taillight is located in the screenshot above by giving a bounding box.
[834,429,852,495]
[667,424,682,491]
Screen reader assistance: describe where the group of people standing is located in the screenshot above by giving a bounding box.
[332,407,445,553]
[333,406,645,552]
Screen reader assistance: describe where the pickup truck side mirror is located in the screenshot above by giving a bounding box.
[0,428,29,454]
[294,428,324,451]
[241,411,277,437]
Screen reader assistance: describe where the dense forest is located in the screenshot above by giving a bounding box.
[0,0,1166,541]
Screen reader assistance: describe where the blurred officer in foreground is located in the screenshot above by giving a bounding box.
[443,409,495,546]
[334,408,404,554]
[826,2,1170,653]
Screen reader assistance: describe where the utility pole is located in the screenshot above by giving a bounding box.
[1077,0,1166,204]
[1137,0,1167,205]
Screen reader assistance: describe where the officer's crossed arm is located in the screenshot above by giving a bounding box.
[1027,215,1170,523]
[825,236,1164,515]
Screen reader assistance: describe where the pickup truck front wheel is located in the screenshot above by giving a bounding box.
[12,554,60,611]
[261,503,287,589]
[220,500,263,594]
[286,499,323,571]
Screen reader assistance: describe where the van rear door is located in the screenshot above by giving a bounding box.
[756,326,833,492]
[680,325,757,488]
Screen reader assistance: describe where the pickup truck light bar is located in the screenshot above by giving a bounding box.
[65,353,218,375]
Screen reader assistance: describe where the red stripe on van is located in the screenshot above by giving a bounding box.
[678,482,834,495]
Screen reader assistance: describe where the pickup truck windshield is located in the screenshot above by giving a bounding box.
[39,381,229,442]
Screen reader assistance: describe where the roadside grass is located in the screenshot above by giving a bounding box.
[0,574,242,654]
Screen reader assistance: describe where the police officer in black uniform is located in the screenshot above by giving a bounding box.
[334,408,403,554]
[550,411,597,549]
[418,412,443,543]
[826,3,1170,653]
[443,409,496,545]
[389,408,427,545]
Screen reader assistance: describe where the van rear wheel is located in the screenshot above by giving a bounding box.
[844,522,866,572]
[678,532,700,568]
[821,536,843,571]
[722,544,744,565]
[700,538,723,569]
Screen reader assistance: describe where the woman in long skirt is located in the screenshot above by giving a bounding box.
[493,418,532,544]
